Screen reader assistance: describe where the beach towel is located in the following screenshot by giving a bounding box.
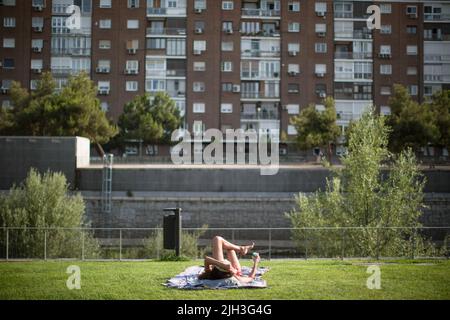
[164,266,269,290]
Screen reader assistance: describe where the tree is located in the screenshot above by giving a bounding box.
[117,92,182,147]
[427,90,450,151]
[0,169,99,259]
[290,97,340,162]
[386,84,439,153]
[287,108,438,259]
[2,72,118,156]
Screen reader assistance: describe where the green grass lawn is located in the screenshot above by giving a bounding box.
[0,259,449,300]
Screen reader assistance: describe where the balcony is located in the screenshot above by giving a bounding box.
[424,54,450,62]
[335,30,373,40]
[424,34,450,41]
[147,7,187,17]
[335,93,373,100]
[334,12,370,19]
[424,14,450,22]
[241,111,280,121]
[242,8,280,18]
[334,52,372,60]
[240,30,281,38]
[51,67,77,76]
[52,4,71,15]
[336,113,355,121]
[166,69,186,77]
[146,28,186,36]
[241,92,280,100]
[424,74,450,82]
[51,48,91,56]
[241,50,280,58]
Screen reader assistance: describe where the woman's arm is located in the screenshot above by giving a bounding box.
[204,256,237,274]
[234,255,260,283]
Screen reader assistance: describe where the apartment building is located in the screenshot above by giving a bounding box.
[1,0,450,146]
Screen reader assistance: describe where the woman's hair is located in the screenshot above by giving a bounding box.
[198,267,233,280]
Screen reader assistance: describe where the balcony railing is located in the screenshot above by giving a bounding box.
[240,30,281,37]
[335,93,373,101]
[241,50,280,58]
[335,30,373,40]
[424,14,450,21]
[424,34,450,41]
[241,72,280,80]
[242,8,281,18]
[424,75,450,82]
[241,92,280,100]
[335,73,372,81]
[52,4,71,15]
[424,54,450,62]
[334,52,373,60]
[146,7,187,16]
[166,69,186,77]
[241,111,280,120]
[51,48,91,56]
[334,12,370,19]
[146,28,186,36]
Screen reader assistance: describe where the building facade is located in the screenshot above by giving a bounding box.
[1,0,450,143]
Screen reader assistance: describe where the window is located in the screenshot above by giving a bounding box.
[407,26,417,34]
[221,103,233,113]
[193,40,206,52]
[128,0,139,8]
[409,85,418,96]
[146,79,165,92]
[127,40,139,50]
[315,2,327,14]
[3,38,15,48]
[3,17,16,28]
[98,60,110,69]
[2,0,16,6]
[127,20,139,29]
[221,61,233,72]
[222,22,233,32]
[315,64,327,74]
[288,84,299,93]
[99,40,111,49]
[380,45,391,54]
[32,39,43,49]
[288,64,300,74]
[380,4,391,14]
[100,0,111,8]
[147,38,166,49]
[222,1,234,10]
[315,24,326,34]
[287,104,300,115]
[221,41,234,52]
[288,2,300,12]
[3,58,15,68]
[222,83,233,92]
[380,86,392,95]
[126,60,139,71]
[194,61,206,71]
[380,25,392,34]
[167,39,186,56]
[99,19,112,29]
[126,81,138,92]
[193,103,205,113]
[407,45,417,55]
[288,22,300,32]
[315,43,327,53]
[31,59,43,70]
[32,17,44,28]
[288,43,300,53]
[380,106,391,116]
[101,102,109,112]
[406,6,417,14]
[380,65,392,75]
[195,0,206,10]
[98,81,110,90]
[2,100,12,109]
[193,82,205,92]
[407,67,417,75]
[287,125,298,136]
[193,121,204,134]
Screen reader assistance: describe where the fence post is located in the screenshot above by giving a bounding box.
[6,228,9,261]
[268,229,272,261]
[119,229,122,261]
[341,228,345,260]
[411,229,416,260]
[305,230,308,261]
[231,229,235,243]
[81,230,85,261]
[44,230,47,261]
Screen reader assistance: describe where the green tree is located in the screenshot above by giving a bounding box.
[386,84,439,153]
[426,90,450,151]
[0,169,99,259]
[287,108,437,259]
[117,92,182,147]
[290,97,340,162]
[3,72,117,155]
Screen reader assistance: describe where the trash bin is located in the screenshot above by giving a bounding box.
[163,208,182,256]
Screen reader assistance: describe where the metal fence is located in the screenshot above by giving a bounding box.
[0,227,449,261]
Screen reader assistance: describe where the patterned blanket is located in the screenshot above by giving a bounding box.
[164,266,269,290]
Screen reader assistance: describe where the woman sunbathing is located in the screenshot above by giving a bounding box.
[198,236,260,283]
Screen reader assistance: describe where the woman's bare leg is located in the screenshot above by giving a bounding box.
[212,236,254,258]
[226,250,242,274]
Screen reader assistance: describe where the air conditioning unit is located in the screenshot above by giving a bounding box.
[193,49,202,55]
[195,28,204,34]
[127,48,137,54]
[226,29,233,35]
[33,26,43,32]
[33,5,44,11]
[378,53,391,59]
[232,85,241,93]
[316,11,326,17]
[125,69,138,75]
[316,31,326,37]
[32,68,42,74]
[32,47,42,53]
[289,71,299,76]
[288,89,299,94]
[316,72,325,78]
[98,89,110,95]
[195,8,203,13]
[289,51,298,56]
[318,92,327,98]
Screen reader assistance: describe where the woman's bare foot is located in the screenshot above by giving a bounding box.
[239,242,255,256]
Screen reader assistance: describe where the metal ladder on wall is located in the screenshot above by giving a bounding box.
[102,154,113,213]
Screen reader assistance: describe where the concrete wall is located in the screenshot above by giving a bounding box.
[0,136,90,190]
[77,167,450,193]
